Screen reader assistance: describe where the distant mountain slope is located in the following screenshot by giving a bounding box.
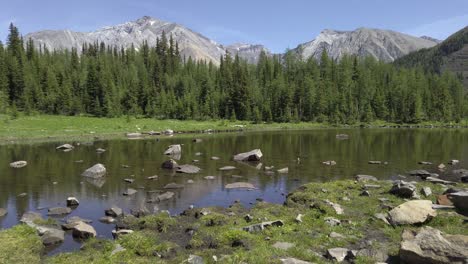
[292,28,438,62]
[25,16,271,65]
[25,16,226,64]
[225,43,271,64]
[394,26,468,88]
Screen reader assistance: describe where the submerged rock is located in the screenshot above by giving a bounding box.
[99,216,116,224]
[151,191,174,202]
[47,207,72,216]
[164,183,184,189]
[418,161,432,165]
[164,144,181,155]
[81,163,106,178]
[96,148,106,153]
[123,188,137,196]
[336,134,349,139]
[147,175,158,180]
[105,206,123,217]
[233,149,263,162]
[225,182,256,190]
[9,160,27,168]
[219,166,237,171]
[176,164,201,174]
[56,144,74,150]
[400,226,468,263]
[162,159,178,169]
[0,208,7,217]
[387,200,436,225]
[277,167,289,174]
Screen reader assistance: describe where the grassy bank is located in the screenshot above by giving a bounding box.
[1,114,467,144]
[1,179,467,263]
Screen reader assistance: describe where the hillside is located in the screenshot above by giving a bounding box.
[394,26,468,88]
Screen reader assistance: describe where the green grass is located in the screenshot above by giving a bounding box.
[0,114,326,144]
[2,114,466,144]
[1,180,467,263]
[0,225,43,264]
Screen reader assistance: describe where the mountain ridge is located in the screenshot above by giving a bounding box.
[25,16,440,64]
[291,27,439,62]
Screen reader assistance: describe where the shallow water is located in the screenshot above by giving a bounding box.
[0,128,467,254]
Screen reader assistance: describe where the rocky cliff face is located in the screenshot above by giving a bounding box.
[292,28,438,62]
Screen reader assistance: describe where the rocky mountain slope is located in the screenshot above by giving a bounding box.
[25,16,270,65]
[225,43,271,64]
[25,17,440,64]
[292,28,438,62]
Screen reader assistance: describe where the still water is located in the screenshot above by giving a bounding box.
[1,128,467,253]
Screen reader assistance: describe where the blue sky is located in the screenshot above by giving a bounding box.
[0,0,467,53]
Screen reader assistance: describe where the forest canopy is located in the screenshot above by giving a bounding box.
[0,24,466,124]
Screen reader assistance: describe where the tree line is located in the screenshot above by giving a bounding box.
[0,23,466,123]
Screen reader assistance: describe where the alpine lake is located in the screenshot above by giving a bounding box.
[1,128,467,254]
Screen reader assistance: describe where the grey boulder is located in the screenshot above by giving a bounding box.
[72,221,96,239]
[388,200,436,225]
[105,206,123,217]
[176,164,201,174]
[447,191,468,216]
[41,228,65,246]
[10,160,27,168]
[233,149,263,161]
[81,163,106,178]
[164,144,181,155]
[162,159,178,169]
[400,226,468,264]
[355,174,377,182]
[389,180,416,198]
[225,182,256,190]
[47,207,72,216]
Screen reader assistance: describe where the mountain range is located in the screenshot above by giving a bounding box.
[25,16,439,64]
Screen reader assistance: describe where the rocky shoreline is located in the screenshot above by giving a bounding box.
[1,174,467,263]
